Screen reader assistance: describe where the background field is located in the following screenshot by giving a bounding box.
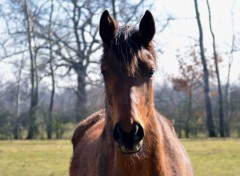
[0,139,239,176]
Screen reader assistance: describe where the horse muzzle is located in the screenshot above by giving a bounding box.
[113,122,144,154]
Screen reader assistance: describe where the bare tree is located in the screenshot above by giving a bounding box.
[23,0,40,139]
[52,1,102,120]
[109,0,145,23]
[225,1,237,137]
[45,0,55,139]
[193,0,216,137]
[12,56,25,139]
[0,0,53,139]
[206,0,225,137]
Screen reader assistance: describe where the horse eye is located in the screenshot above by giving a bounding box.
[148,69,155,78]
[101,71,107,78]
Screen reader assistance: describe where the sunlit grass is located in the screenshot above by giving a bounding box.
[0,139,239,175]
[182,138,240,176]
[0,140,72,176]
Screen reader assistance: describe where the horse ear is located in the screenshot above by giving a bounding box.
[139,10,155,43]
[99,10,117,44]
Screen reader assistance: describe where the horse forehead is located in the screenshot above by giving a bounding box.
[101,26,156,74]
[102,48,154,67]
[111,27,155,62]
[102,51,155,80]
[112,26,140,48]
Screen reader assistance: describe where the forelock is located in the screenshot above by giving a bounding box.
[101,26,155,75]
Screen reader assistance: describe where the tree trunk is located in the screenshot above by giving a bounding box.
[74,64,87,121]
[47,0,55,139]
[185,90,193,138]
[47,63,54,139]
[206,0,225,137]
[71,1,87,121]
[24,0,39,139]
[194,0,216,137]
[224,8,235,137]
[13,57,24,139]
[225,56,232,137]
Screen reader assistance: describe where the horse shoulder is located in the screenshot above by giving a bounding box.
[155,112,176,135]
[155,112,194,175]
[70,113,106,176]
[71,109,105,151]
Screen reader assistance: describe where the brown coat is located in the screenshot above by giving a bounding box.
[70,109,193,176]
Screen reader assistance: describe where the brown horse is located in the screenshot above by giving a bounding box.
[70,10,193,176]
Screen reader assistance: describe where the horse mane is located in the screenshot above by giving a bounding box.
[101,26,156,76]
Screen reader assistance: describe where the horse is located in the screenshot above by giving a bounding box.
[70,10,194,176]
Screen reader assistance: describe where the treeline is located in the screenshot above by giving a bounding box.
[155,83,240,138]
[0,79,239,139]
[0,0,239,139]
[0,82,105,139]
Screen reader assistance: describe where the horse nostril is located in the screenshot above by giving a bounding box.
[113,122,121,142]
[131,123,144,144]
[113,122,144,145]
[132,124,139,136]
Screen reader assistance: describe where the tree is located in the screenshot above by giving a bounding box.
[0,0,42,139]
[23,0,39,139]
[225,1,238,137]
[170,46,203,137]
[193,0,216,137]
[46,0,55,139]
[109,0,145,22]
[12,56,25,139]
[206,0,225,137]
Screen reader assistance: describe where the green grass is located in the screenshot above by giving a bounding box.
[0,140,72,176]
[182,138,240,176]
[0,139,239,175]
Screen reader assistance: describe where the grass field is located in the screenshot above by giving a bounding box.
[0,140,72,176]
[0,139,239,176]
[183,139,240,176]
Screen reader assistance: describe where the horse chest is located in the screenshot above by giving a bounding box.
[108,157,153,176]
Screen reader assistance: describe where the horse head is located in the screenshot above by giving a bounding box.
[100,10,156,154]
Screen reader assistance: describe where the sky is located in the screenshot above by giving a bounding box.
[152,0,240,86]
[0,0,239,88]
